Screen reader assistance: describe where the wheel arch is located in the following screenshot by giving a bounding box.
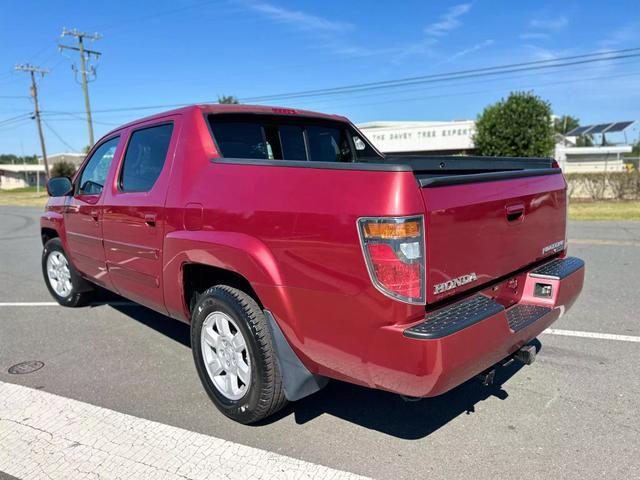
[182,262,263,315]
[163,230,284,322]
[41,227,59,245]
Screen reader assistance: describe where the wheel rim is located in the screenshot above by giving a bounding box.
[201,311,252,400]
[46,251,73,298]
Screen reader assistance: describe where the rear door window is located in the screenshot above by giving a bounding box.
[119,123,173,192]
[306,126,352,162]
[278,125,306,161]
[209,114,370,163]
[211,122,267,159]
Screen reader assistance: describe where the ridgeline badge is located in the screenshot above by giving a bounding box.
[542,240,565,255]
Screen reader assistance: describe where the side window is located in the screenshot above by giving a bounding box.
[77,136,120,195]
[120,123,174,192]
[211,121,267,159]
[306,126,352,162]
[279,125,307,160]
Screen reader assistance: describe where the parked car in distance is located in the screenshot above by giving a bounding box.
[41,104,585,423]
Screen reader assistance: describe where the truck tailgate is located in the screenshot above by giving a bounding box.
[421,173,567,303]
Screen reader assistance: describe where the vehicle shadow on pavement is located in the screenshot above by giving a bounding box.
[110,306,192,347]
[281,354,532,440]
[105,295,539,440]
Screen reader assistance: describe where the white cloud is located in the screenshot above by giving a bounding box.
[448,39,495,62]
[524,45,566,61]
[529,16,569,31]
[243,1,352,32]
[425,3,473,36]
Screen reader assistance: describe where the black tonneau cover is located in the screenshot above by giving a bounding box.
[379,155,560,187]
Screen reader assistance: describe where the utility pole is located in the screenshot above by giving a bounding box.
[59,28,102,148]
[14,64,50,180]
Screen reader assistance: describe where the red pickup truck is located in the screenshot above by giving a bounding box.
[41,104,584,424]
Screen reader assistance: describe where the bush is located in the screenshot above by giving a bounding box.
[581,173,608,200]
[474,91,555,158]
[565,172,640,200]
[50,161,76,178]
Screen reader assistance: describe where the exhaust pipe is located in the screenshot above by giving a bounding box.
[514,344,536,365]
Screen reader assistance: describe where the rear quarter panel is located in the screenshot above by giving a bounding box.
[163,111,427,384]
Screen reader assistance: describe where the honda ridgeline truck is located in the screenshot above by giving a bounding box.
[41,104,585,424]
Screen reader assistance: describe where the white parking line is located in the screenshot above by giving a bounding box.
[0,381,366,480]
[570,238,640,247]
[543,328,640,343]
[0,302,59,306]
[1,302,638,343]
[0,301,137,307]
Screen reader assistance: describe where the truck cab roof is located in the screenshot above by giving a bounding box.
[105,104,349,137]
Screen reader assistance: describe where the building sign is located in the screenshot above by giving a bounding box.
[358,121,476,153]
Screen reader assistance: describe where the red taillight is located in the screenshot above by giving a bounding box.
[358,216,426,304]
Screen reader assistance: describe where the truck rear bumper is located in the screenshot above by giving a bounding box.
[367,256,585,398]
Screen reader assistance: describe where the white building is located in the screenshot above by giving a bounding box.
[0,164,46,190]
[0,152,84,190]
[42,152,85,168]
[357,119,636,173]
[358,120,475,155]
[555,145,631,173]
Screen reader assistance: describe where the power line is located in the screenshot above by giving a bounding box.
[241,48,640,102]
[275,58,640,108]
[299,71,640,112]
[0,118,33,133]
[41,111,120,126]
[13,64,50,179]
[0,113,32,126]
[41,46,640,116]
[59,27,102,147]
[42,119,79,151]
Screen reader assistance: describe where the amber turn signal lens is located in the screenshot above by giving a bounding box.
[363,221,420,239]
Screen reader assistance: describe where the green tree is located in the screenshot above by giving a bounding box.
[576,135,594,147]
[51,161,76,178]
[474,91,555,157]
[0,154,39,164]
[554,115,580,135]
[218,95,239,104]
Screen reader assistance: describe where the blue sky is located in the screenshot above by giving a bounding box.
[1,0,639,154]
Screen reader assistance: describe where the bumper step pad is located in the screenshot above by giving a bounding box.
[506,304,551,332]
[530,256,584,280]
[405,295,504,339]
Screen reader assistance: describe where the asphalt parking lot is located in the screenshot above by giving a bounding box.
[1,205,639,479]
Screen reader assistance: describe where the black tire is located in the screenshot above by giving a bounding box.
[191,285,288,424]
[42,238,93,307]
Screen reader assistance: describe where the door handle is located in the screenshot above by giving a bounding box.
[144,213,157,227]
[90,209,99,221]
[505,203,525,222]
[66,205,80,213]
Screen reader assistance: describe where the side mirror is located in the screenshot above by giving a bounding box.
[47,177,73,197]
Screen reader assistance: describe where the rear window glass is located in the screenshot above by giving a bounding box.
[279,125,306,161]
[208,114,376,162]
[306,126,351,162]
[212,122,267,159]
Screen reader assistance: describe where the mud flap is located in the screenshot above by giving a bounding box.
[263,309,328,402]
